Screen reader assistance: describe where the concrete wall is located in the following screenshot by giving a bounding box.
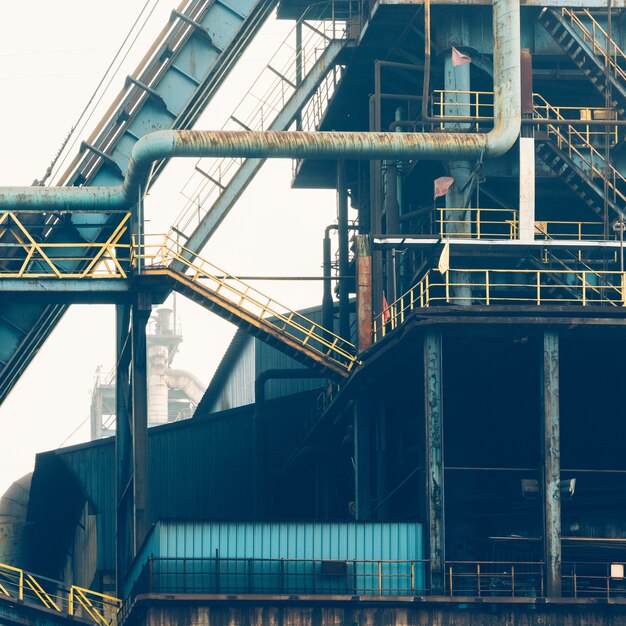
[131,599,626,626]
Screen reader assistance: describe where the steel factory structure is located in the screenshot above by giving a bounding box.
[1,0,626,624]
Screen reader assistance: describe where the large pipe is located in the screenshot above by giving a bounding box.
[0,0,520,213]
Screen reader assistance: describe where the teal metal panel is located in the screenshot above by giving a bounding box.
[127,520,425,597]
[154,519,421,560]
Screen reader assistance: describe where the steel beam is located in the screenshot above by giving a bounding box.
[424,329,445,594]
[541,330,561,597]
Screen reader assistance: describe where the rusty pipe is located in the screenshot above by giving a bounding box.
[0,0,519,213]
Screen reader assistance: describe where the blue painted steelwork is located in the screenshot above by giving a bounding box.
[0,0,277,405]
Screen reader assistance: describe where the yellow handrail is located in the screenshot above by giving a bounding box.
[0,561,121,625]
[0,212,131,279]
[562,8,626,84]
[373,267,626,341]
[136,234,359,373]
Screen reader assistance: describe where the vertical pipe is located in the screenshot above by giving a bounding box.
[338,162,351,340]
[424,329,445,594]
[541,331,561,597]
[384,156,399,303]
[355,235,372,352]
[354,390,372,520]
[322,229,334,333]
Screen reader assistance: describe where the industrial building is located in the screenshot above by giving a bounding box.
[1,0,626,624]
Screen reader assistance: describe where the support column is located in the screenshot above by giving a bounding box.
[424,330,445,594]
[116,295,150,593]
[354,391,372,520]
[519,50,535,242]
[443,46,472,304]
[355,235,372,352]
[338,162,351,340]
[541,331,561,597]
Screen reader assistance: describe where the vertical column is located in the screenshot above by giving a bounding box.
[131,297,150,552]
[519,50,535,242]
[424,330,445,594]
[116,296,150,593]
[355,235,372,352]
[116,304,132,595]
[322,228,334,333]
[443,46,472,304]
[354,390,372,521]
[338,162,351,340]
[518,137,536,242]
[542,331,561,597]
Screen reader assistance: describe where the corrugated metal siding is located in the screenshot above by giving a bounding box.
[56,442,116,577]
[156,521,423,562]
[210,338,256,412]
[55,406,256,574]
[257,307,329,402]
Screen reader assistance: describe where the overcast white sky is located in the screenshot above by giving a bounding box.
[0,0,339,496]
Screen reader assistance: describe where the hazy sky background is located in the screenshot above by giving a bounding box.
[0,0,340,496]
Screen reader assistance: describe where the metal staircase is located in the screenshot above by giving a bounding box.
[172,12,350,257]
[533,94,626,221]
[138,236,359,380]
[539,7,626,115]
[0,0,277,405]
[0,561,120,626]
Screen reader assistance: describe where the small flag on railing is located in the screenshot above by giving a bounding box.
[438,242,450,275]
[452,47,472,67]
[382,292,391,323]
[434,176,455,198]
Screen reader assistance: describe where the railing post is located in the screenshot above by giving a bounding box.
[511,564,515,597]
[537,271,541,305]
[378,561,382,595]
[477,563,481,597]
[448,564,453,596]
[18,570,23,601]
[485,270,490,305]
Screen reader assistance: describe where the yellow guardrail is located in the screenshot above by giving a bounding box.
[135,234,359,374]
[533,92,626,207]
[0,562,121,625]
[434,209,606,242]
[433,208,517,239]
[433,89,618,145]
[562,7,626,85]
[431,89,494,130]
[373,267,626,341]
[0,212,131,278]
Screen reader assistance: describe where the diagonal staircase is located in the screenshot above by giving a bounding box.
[533,94,626,220]
[172,13,350,262]
[139,236,359,380]
[0,0,278,405]
[539,7,626,115]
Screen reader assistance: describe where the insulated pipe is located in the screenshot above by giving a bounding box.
[164,368,205,405]
[0,0,520,213]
